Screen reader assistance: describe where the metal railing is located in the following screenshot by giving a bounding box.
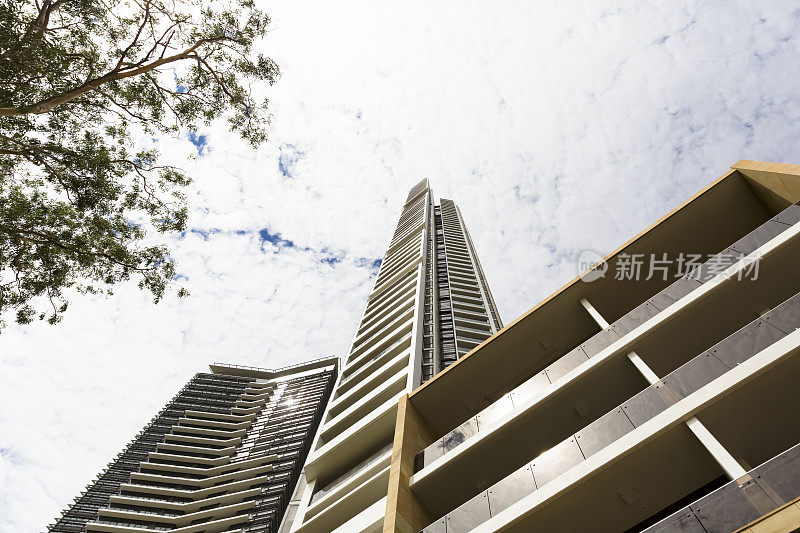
[415,203,800,473]
[212,355,341,375]
[421,290,800,532]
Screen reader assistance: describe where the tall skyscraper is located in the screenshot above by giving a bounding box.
[48,358,337,533]
[290,181,502,532]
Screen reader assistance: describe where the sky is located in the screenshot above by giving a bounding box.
[3,1,800,530]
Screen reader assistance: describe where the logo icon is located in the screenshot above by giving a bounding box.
[578,250,607,282]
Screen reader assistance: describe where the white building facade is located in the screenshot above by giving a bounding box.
[290,180,502,533]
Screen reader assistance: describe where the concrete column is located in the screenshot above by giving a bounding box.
[579,297,748,480]
[384,394,435,533]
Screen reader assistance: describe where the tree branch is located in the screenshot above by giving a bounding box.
[0,223,157,273]
[0,37,227,117]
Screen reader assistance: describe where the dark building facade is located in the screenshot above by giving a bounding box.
[48,358,337,533]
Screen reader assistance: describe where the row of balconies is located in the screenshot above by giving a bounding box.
[441,220,494,355]
[86,374,276,533]
[385,219,424,265]
[404,180,429,206]
[372,246,423,298]
[378,231,423,278]
[311,305,412,473]
[351,302,416,357]
[350,309,415,363]
[412,201,800,531]
[344,321,414,400]
[359,241,421,330]
[390,195,427,245]
[449,288,485,309]
[300,447,392,533]
[301,303,410,529]
[319,368,406,444]
[423,289,800,531]
[392,201,425,239]
[358,284,416,338]
[449,280,483,300]
[330,350,410,418]
[337,336,411,396]
[308,443,393,507]
[416,203,800,473]
[391,193,425,234]
[361,270,417,324]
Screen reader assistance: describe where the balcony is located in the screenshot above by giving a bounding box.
[414,203,800,487]
[341,330,411,387]
[419,290,800,532]
[644,450,800,531]
[411,173,799,438]
[299,446,393,533]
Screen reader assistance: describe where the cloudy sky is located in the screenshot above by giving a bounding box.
[3,1,800,530]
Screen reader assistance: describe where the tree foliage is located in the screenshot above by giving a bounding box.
[0,0,278,328]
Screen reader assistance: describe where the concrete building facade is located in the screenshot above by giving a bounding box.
[48,358,337,533]
[393,161,800,533]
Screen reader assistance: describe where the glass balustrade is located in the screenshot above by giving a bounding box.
[643,442,800,533]
[309,442,393,505]
[415,204,800,473]
[422,290,800,532]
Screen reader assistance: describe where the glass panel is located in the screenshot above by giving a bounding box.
[642,443,800,533]
[644,508,706,533]
[750,443,800,505]
[621,383,676,427]
[650,278,702,311]
[772,203,800,226]
[763,292,800,334]
[531,436,585,488]
[581,327,620,358]
[422,518,446,533]
[417,438,444,471]
[662,352,729,400]
[446,491,491,533]
[487,464,536,516]
[511,371,551,406]
[707,320,786,368]
[443,416,479,453]
[612,301,661,337]
[544,347,588,382]
[575,407,635,458]
[691,479,778,533]
[730,220,791,255]
[476,395,515,432]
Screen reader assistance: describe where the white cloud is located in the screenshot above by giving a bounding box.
[3,1,800,530]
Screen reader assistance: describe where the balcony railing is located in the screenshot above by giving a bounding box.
[421,289,800,532]
[643,442,800,533]
[415,203,800,472]
[211,356,340,375]
[309,442,393,506]
[339,335,410,389]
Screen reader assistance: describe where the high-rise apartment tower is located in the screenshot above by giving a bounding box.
[290,181,503,532]
[49,358,337,533]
